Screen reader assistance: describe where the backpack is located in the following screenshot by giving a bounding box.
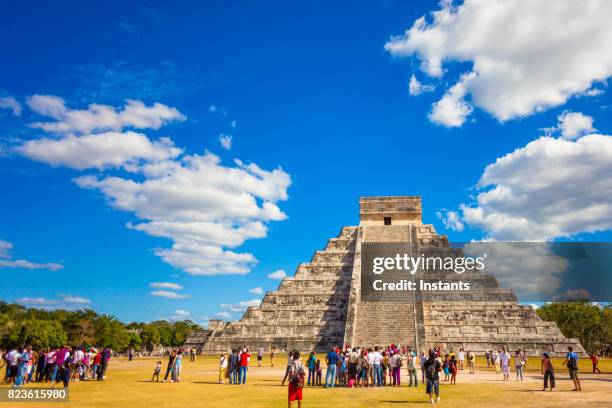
[426,361,438,380]
[567,354,578,370]
[397,356,404,367]
[292,362,305,389]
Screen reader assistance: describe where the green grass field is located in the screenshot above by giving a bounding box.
[1,356,611,408]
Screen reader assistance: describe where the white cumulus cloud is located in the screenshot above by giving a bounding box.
[149,282,183,290]
[76,151,290,275]
[267,269,287,280]
[150,290,190,299]
[457,131,612,240]
[554,111,596,139]
[17,132,181,170]
[408,74,435,96]
[0,96,22,116]
[220,299,261,313]
[219,134,232,150]
[61,295,91,304]
[249,286,264,295]
[27,95,186,134]
[0,239,63,271]
[386,0,612,125]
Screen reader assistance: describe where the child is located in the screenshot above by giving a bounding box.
[443,354,450,382]
[315,359,322,386]
[541,353,555,391]
[152,361,161,382]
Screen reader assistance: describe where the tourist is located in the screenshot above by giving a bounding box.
[229,349,239,384]
[44,348,57,382]
[271,346,276,367]
[161,349,176,382]
[151,360,161,382]
[172,349,182,382]
[541,352,555,391]
[257,346,264,367]
[335,351,343,386]
[349,347,359,386]
[359,349,368,386]
[35,349,46,382]
[407,350,418,387]
[458,348,465,370]
[499,349,510,381]
[91,349,101,380]
[15,346,29,386]
[306,351,316,386]
[128,348,134,361]
[449,355,457,385]
[60,356,71,388]
[72,346,84,381]
[420,351,427,383]
[381,351,389,386]
[325,347,338,388]
[442,354,450,382]
[288,351,305,408]
[218,352,228,384]
[315,359,322,386]
[6,347,20,384]
[190,348,196,362]
[366,348,375,387]
[590,353,601,374]
[390,351,401,386]
[26,348,34,383]
[563,346,581,391]
[98,346,111,381]
[238,347,250,384]
[467,350,475,374]
[281,351,294,386]
[492,350,501,374]
[423,351,442,404]
[340,352,348,386]
[515,350,525,381]
[373,346,382,386]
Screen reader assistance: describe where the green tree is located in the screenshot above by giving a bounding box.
[6,319,67,349]
[94,315,130,351]
[140,324,161,351]
[537,301,605,353]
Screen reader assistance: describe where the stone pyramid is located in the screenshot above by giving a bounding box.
[187,196,584,356]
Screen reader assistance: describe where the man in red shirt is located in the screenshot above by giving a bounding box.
[239,348,250,384]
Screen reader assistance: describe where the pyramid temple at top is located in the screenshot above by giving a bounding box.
[187,196,584,356]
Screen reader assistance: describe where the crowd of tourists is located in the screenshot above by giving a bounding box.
[1,345,112,388]
[213,343,597,405]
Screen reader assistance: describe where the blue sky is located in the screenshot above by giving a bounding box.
[1,0,611,324]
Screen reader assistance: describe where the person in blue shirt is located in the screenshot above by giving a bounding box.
[15,346,31,387]
[325,347,338,388]
[562,346,581,391]
[307,352,317,386]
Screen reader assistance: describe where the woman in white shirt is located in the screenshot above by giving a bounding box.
[218,352,228,384]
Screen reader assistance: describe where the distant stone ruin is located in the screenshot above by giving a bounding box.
[185,196,584,356]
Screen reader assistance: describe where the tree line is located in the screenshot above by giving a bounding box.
[0,302,200,352]
[537,300,611,353]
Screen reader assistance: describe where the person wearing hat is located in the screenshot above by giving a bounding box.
[541,352,555,391]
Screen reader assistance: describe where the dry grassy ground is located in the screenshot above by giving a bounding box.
[1,356,611,408]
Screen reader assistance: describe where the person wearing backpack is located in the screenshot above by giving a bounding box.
[288,351,305,408]
[563,346,581,391]
[423,351,442,404]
